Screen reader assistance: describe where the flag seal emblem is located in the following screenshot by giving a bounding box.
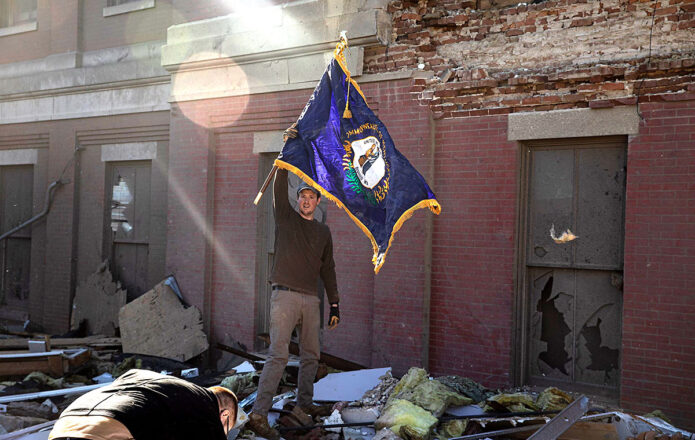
[342,123,391,206]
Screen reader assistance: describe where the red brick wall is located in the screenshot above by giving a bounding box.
[0,1,53,64]
[166,82,443,373]
[80,0,172,52]
[622,99,695,429]
[366,0,695,116]
[429,115,517,389]
[368,79,432,374]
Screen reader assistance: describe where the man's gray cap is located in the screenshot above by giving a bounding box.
[296,182,320,197]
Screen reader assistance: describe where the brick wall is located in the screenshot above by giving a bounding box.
[365,0,695,115]
[622,99,695,429]
[430,114,517,389]
[80,0,172,52]
[166,82,444,375]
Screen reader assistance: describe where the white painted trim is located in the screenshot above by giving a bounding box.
[103,0,155,17]
[0,21,37,38]
[101,142,157,161]
[507,106,640,141]
[253,131,284,155]
[0,149,38,165]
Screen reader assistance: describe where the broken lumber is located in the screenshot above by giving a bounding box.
[257,333,367,371]
[0,336,120,351]
[0,348,90,377]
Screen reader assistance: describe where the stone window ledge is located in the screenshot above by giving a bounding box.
[103,0,155,17]
[0,21,38,38]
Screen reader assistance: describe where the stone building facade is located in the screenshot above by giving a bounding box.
[0,0,693,429]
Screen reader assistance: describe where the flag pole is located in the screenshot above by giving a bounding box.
[253,165,278,205]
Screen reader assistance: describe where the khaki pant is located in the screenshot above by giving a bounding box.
[252,288,320,415]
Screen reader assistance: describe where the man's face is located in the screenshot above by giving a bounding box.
[297,189,320,220]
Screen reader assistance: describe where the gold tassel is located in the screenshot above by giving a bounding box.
[335,33,352,118]
[343,64,352,118]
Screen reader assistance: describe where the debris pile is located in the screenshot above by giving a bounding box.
[0,270,691,440]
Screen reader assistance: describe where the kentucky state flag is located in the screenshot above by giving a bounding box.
[276,41,441,274]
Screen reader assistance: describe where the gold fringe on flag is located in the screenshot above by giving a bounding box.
[274,159,441,274]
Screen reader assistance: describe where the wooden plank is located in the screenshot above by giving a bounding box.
[0,352,63,377]
[0,336,121,350]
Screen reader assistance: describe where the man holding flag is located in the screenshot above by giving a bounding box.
[264,35,440,274]
[249,35,440,438]
[247,162,341,439]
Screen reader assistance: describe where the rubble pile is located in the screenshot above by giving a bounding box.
[0,272,691,439]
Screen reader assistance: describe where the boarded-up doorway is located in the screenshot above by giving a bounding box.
[0,165,33,320]
[255,155,326,349]
[519,136,626,399]
[105,161,151,301]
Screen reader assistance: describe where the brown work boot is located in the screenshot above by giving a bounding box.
[247,412,281,440]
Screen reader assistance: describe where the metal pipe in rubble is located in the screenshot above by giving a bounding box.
[0,180,63,243]
[276,409,564,432]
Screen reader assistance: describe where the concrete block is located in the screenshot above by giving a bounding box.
[253,131,285,154]
[101,142,158,162]
[38,69,87,90]
[242,60,289,89]
[83,61,140,85]
[161,38,222,68]
[164,7,382,68]
[0,149,39,166]
[166,15,232,44]
[288,47,363,83]
[0,97,53,124]
[283,0,325,24]
[43,52,80,71]
[54,90,113,118]
[229,5,283,32]
[507,106,640,140]
[326,0,359,17]
[111,84,169,113]
[135,58,169,79]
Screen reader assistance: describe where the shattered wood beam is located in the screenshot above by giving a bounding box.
[257,334,367,371]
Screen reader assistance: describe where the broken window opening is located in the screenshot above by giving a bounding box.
[535,275,572,375]
[110,174,134,235]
